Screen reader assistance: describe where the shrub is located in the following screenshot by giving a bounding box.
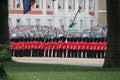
[0,63,7,79]
[0,45,12,62]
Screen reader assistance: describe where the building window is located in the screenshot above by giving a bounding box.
[35,19,40,26]
[9,18,12,26]
[26,18,31,26]
[80,20,83,29]
[79,0,85,10]
[47,0,53,9]
[16,18,21,26]
[90,20,94,27]
[58,0,64,10]
[89,0,95,11]
[35,0,41,9]
[59,19,62,27]
[68,0,74,10]
[8,0,12,9]
[59,19,64,30]
[47,19,52,26]
[16,0,21,8]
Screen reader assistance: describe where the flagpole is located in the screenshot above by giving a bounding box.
[69,6,82,28]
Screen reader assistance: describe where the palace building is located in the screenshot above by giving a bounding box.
[8,0,107,32]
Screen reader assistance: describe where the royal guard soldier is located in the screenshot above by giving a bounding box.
[37,40,42,57]
[53,39,58,57]
[62,41,67,58]
[56,38,59,57]
[86,41,91,58]
[96,41,101,58]
[70,40,74,58]
[102,41,107,58]
[99,41,104,58]
[13,42,17,57]
[67,38,71,58]
[89,41,93,58]
[40,41,45,57]
[49,39,53,57]
[34,41,38,57]
[10,40,14,56]
[81,40,86,58]
[27,40,31,57]
[16,42,20,57]
[77,40,82,58]
[73,41,78,58]
[58,40,63,57]
[19,41,24,57]
[15,42,20,57]
[72,41,75,58]
[31,41,35,57]
[44,39,48,57]
[24,41,28,57]
[92,41,97,58]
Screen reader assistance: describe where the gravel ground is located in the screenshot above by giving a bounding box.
[12,57,104,67]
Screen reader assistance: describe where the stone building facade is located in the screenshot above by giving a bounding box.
[8,0,106,32]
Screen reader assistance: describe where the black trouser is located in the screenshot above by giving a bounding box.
[92,50,97,58]
[87,50,90,58]
[82,50,86,58]
[101,50,105,58]
[78,50,81,58]
[63,49,66,57]
[89,50,93,58]
[32,49,37,57]
[97,50,101,58]
[58,49,63,57]
[72,50,77,58]
[49,50,52,57]
[67,49,71,57]
[71,50,74,58]
[53,49,57,57]
[26,49,30,57]
[41,49,44,57]
[45,50,48,57]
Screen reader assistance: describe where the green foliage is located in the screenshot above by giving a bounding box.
[0,45,11,62]
[0,45,11,80]
[0,63,8,80]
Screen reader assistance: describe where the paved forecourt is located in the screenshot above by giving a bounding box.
[12,57,104,67]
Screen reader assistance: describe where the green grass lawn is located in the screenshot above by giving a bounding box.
[3,61,120,80]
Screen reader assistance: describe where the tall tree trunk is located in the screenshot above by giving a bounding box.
[103,0,120,68]
[0,0,9,45]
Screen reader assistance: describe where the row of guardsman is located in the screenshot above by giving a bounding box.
[10,37,107,58]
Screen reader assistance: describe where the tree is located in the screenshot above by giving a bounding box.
[0,0,9,45]
[0,0,9,79]
[103,0,120,68]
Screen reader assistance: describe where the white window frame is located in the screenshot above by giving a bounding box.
[26,18,31,26]
[68,0,74,10]
[79,0,85,11]
[89,0,95,11]
[47,19,53,26]
[90,20,94,28]
[35,19,40,26]
[58,0,64,10]
[47,0,53,10]
[34,0,41,9]
[16,18,21,26]
[80,20,83,29]
[8,0,13,9]
[16,0,22,9]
